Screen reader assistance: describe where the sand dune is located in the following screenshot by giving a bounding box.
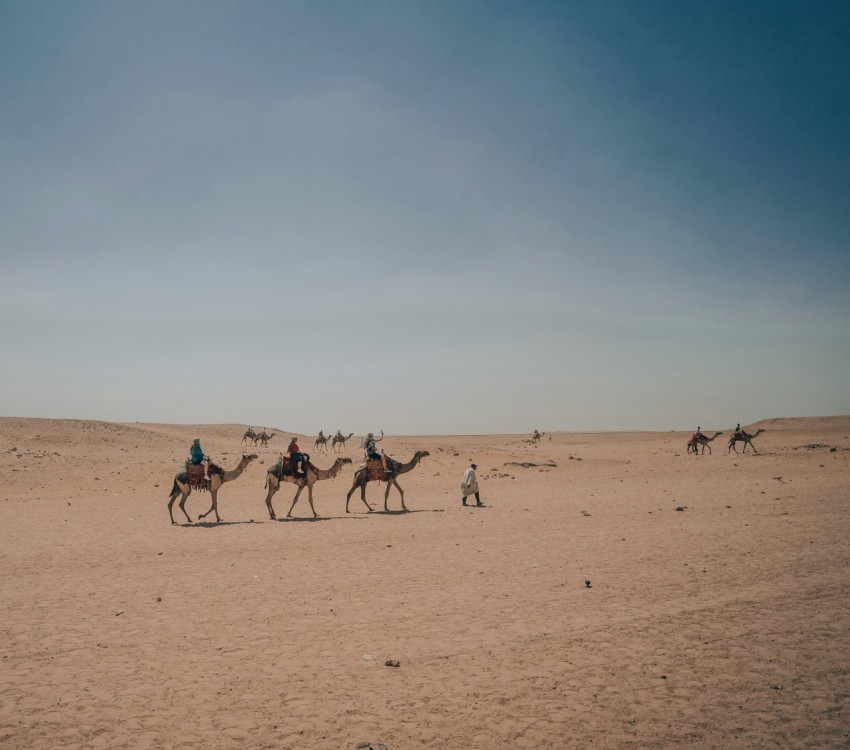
[1,417,849,749]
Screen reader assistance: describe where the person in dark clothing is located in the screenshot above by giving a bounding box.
[288,436,305,477]
[364,431,390,474]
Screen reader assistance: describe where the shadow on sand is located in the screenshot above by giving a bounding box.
[176,520,259,528]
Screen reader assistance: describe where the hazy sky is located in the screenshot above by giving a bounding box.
[1,0,848,434]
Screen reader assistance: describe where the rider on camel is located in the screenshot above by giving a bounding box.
[364,432,391,474]
[288,436,306,477]
[189,438,209,475]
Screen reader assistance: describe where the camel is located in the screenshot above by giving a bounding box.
[728,429,765,454]
[167,454,258,524]
[531,430,545,443]
[687,431,723,455]
[332,432,354,452]
[314,432,331,452]
[256,430,275,447]
[345,450,430,513]
[263,456,352,519]
[241,427,256,445]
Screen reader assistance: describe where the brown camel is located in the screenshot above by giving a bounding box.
[167,454,258,524]
[314,432,331,452]
[728,429,765,454]
[264,456,352,519]
[531,430,545,443]
[687,431,723,455]
[241,427,256,445]
[345,450,430,513]
[256,430,275,447]
[332,432,354,452]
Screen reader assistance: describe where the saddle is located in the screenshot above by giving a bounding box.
[270,456,311,480]
[365,457,399,481]
[183,462,223,490]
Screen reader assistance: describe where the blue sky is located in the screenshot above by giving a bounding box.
[1,0,848,433]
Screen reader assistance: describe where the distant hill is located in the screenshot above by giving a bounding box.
[748,416,850,431]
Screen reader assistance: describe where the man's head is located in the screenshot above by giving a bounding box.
[471,463,477,470]
[193,438,200,444]
[367,432,374,438]
[291,436,298,442]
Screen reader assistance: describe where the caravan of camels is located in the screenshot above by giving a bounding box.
[168,424,762,524]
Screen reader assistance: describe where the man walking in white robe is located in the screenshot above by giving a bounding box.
[461,463,483,507]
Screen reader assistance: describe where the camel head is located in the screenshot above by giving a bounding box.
[338,457,353,464]
[244,454,259,462]
[415,450,430,460]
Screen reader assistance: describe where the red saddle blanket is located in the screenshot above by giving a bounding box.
[187,465,206,485]
[365,459,399,481]
[365,460,385,481]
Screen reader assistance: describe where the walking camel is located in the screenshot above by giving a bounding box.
[256,430,275,447]
[332,432,354,452]
[728,429,765,454]
[314,432,331,452]
[687,431,723,455]
[241,428,256,445]
[531,430,545,443]
[345,450,430,513]
[167,453,258,524]
[263,456,352,519]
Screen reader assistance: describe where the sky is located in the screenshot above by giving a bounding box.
[1,0,849,434]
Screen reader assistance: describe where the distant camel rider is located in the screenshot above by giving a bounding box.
[364,431,390,474]
[695,426,705,441]
[288,436,306,477]
[734,423,743,438]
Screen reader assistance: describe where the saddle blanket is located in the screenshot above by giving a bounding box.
[366,459,399,481]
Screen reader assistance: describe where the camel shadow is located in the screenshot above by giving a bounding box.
[275,514,369,523]
[178,520,258,528]
[275,516,334,523]
[370,508,446,516]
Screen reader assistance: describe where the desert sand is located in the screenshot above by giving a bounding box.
[1,417,849,749]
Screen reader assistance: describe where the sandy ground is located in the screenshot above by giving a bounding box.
[1,417,849,749]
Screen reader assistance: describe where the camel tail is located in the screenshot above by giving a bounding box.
[169,479,179,498]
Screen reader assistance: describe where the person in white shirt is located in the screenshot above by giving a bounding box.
[461,463,483,507]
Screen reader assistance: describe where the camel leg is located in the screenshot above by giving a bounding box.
[385,479,406,511]
[306,485,318,519]
[265,479,279,520]
[198,487,222,523]
[168,481,193,524]
[287,485,305,517]
[175,485,193,524]
[360,483,373,512]
[346,478,373,513]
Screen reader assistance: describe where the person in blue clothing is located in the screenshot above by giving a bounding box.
[189,438,209,472]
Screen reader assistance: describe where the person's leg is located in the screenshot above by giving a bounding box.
[462,493,467,506]
[475,491,482,506]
